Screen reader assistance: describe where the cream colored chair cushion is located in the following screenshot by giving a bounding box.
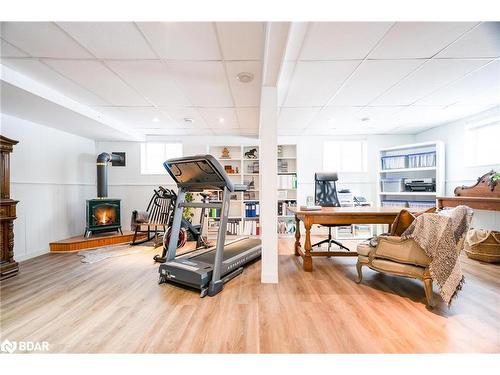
[374,236,430,267]
[371,259,425,279]
[357,243,373,257]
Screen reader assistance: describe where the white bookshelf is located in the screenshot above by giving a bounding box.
[206,145,261,237]
[277,144,298,237]
[377,141,445,210]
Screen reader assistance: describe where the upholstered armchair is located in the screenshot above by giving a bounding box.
[356,237,434,306]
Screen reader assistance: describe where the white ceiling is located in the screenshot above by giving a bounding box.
[278,21,500,135]
[0,21,499,139]
[0,22,264,137]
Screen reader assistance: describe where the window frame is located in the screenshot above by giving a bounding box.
[465,118,500,168]
[140,142,183,175]
[323,139,368,173]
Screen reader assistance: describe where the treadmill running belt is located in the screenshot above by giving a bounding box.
[191,238,261,264]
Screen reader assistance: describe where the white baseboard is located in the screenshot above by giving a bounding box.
[16,249,49,262]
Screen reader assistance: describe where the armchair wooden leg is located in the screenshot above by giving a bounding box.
[423,278,434,307]
[355,261,363,283]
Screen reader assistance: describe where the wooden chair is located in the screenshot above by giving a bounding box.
[130,187,175,246]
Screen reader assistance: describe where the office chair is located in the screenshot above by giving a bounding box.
[312,172,351,252]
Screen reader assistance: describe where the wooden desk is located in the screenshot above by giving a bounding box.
[290,206,402,271]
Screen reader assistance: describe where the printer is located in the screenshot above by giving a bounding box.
[404,178,436,192]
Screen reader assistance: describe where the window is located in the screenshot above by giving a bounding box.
[140,143,182,175]
[323,140,367,172]
[465,119,500,167]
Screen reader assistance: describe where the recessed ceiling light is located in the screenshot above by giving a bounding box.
[236,72,254,83]
[183,117,194,125]
[152,117,160,123]
[219,117,225,124]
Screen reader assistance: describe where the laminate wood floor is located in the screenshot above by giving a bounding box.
[1,238,499,353]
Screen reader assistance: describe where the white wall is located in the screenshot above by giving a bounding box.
[416,106,500,230]
[278,134,415,205]
[96,136,260,230]
[1,114,96,260]
[98,134,414,233]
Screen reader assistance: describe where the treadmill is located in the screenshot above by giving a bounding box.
[158,154,262,297]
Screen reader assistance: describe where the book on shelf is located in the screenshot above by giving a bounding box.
[245,202,259,217]
[277,174,297,189]
[246,161,259,174]
[278,159,290,173]
[277,219,296,234]
[277,200,296,216]
[243,220,260,236]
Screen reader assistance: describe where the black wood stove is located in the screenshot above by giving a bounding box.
[84,152,124,237]
[84,198,122,237]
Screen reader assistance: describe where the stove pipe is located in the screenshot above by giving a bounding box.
[96,152,123,198]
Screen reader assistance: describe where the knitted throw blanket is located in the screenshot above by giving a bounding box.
[401,205,472,306]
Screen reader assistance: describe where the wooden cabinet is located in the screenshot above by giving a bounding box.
[0,135,19,280]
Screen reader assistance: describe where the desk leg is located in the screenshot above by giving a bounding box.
[294,216,301,256]
[303,220,313,272]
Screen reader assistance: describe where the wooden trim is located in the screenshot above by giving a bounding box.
[437,196,500,211]
[49,232,147,252]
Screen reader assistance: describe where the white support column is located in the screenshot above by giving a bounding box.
[259,86,278,283]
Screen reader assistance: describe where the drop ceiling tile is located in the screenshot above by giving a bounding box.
[57,22,156,59]
[238,128,259,136]
[371,59,491,106]
[236,107,259,129]
[158,106,208,128]
[106,60,190,107]
[211,128,246,135]
[225,61,262,106]
[94,106,178,129]
[283,60,359,107]
[216,22,264,60]
[1,39,29,57]
[437,22,500,58]
[0,58,109,106]
[143,128,211,136]
[0,22,93,58]
[278,107,320,128]
[278,128,306,136]
[42,59,150,106]
[300,22,393,60]
[137,22,220,60]
[393,105,471,129]
[355,106,404,126]
[198,107,238,128]
[167,61,233,106]
[308,106,363,128]
[416,60,500,106]
[331,59,424,106]
[369,22,477,59]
